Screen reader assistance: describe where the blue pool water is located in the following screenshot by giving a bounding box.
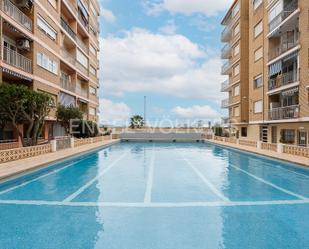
[0,142,309,249]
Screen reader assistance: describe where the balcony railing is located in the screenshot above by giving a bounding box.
[268,39,299,61]
[221,26,232,42]
[77,37,89,54]
[268,105,299,120]
[268,0,298,33]
[76,62,88,76]
[268,70,298,90]
[61,18,77,41]
[221,61,232,74]
[221,44,231,59]
[221,79,230,92]
[60,48,76,66]
[2,46,32,73]
[221,98,230,108]
[2,0,32,31]
[60,77,75,92]
[78,13,89,31]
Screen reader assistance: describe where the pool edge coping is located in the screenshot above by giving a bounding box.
[0,139,121,184]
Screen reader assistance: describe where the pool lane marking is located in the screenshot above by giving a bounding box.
[176,149,230,202]
[0,199,309,207]
[63,152,129,202]
[144,144,156,203]
[230,163,308,200]
[0,156,90,196]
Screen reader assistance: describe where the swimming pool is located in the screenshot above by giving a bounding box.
[0,142,308,248]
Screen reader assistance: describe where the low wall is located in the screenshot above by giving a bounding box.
[120,132,205,142]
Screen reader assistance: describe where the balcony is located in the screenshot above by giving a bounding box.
[268,36,299,61]
[221,60,232,75]
[60,75,75,92]
[2,46,32,73]
[268,69,298,91]
[221,26,232,42]
[77,37,89,54]
[78,12,89,31]
[268,0,298,34]
[2,0,32,31]
[221,44,232,59]
[76,62,88,76]
[268,105,299,120]
[221,79,230,92]
[61,18,77,41]
[60,48,76,66]
[76,88,88,98]
[221,98,230,108]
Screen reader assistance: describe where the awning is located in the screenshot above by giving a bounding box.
[59,92,76,107]
[281,87,299,97]
[269,61,282,76]
[283,51,298,62]
[1,67,32,82]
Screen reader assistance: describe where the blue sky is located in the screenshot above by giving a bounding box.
[99,0,233,126]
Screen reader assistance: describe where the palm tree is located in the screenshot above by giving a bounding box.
[130,115,144,129]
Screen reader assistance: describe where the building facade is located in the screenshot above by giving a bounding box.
[221,0,309,146]
[0,0,100,141]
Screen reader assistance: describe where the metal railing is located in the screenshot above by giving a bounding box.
[60,48,76,66]
[221,79,230,92]
[60,76,75,92]
[221,44,231,59]
[268,69,298,90]
[268,105,300,120]
[78,13,89,31]
[2,0,32,31]
[61,17,77,41]
[221,98,230,108]
[268,0,298,33]
[77,37,89,54]
[2,46,32,73]
[268,39,299,61]
[221,60,232,74]
[221,26,232,42]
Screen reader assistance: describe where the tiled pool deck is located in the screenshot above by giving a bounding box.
[0,139,120,181]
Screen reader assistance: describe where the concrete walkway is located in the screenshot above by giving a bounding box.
[205,139,309,168]
[0,139,120,182]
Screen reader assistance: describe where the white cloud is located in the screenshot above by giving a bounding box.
[159,20,177,34]
[172,105,220,119]
[99,99,131,125]
[101,8,116,23]
[144,0,233,16]
[101,28,225,101]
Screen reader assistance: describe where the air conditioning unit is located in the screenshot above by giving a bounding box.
[17,39,31,51]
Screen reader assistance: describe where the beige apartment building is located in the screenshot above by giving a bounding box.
[0,0,100,142]
[221,0,309,146]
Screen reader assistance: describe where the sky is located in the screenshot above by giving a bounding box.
[99,0,234,126]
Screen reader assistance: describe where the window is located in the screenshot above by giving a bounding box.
[232,1,240,17]
[90,3,98,17]
[269,1,283,23]
[89,107,96,116]
[254,74,263,88]
[233,64,240,76]
[90,44,97,56]
[90,65,96,76]
[234,85,240,96]
[254,21,263,38]
[233,106,240,117]
[90,86,97,95]
[76,49,88,68]
[37,52,58,74]
[241,127,247,137]
[233,43,240,56]
[37,16,57,41]
[234,23,240,36]
[254,47,263,61]
[253,0,263,10]
[281,129,295,144]
[254,100,263,113]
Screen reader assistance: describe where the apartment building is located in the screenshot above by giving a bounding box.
[221,0,309,146]
[0,0,100,141]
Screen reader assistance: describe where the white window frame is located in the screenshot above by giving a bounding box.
[233,43,240,56]
[76,49,88,68]
[254,21,263,38]
[233,64,240,76]
[254,47,263,61]
[37,16,57,41]
[254,100,263,113]
[254,74,263,88]
[234,23,240,36]
[234,85,240,96]
[253,0,263,10]
[37,52,58,75]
